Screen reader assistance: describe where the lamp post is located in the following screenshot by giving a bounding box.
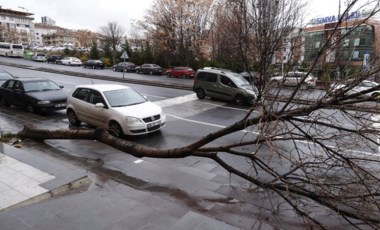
[18,6,28,12]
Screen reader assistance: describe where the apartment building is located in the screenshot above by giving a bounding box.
[0,6,35,45]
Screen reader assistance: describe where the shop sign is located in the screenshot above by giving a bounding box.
[311,11,361,25]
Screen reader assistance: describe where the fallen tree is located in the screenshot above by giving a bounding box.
[12,0,380,229]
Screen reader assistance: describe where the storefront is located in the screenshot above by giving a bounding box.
[304,11,380,69]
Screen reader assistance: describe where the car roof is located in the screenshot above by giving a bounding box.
[173,66,192,69]
[75,84,131,91]
[0,69,12,74]
[197,67,239,77]
[11,77,50,82]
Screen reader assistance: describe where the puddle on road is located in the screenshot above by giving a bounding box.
[89,164,247,215]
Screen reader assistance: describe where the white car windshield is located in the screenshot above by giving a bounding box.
[232,74,251,87]
[104,88,147,107]
[24,80,61,92]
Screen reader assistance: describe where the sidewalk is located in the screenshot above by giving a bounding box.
[0,142,241,230]
[0,143,88,212]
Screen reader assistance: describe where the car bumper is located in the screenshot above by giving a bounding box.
[121,118,166,135]
[36,102,67,111]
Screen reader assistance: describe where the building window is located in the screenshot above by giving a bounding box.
[352,51,359,59]
[354,38,360,46]
[315,41,320,48]
[343,39,349,46]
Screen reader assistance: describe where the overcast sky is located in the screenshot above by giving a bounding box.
[0,0,153,32]
[0,0,366,33]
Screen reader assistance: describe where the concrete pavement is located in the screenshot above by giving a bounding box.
[0,141,244,230]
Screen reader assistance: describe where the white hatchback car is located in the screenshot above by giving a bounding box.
[270,71,317,88]
[66,84,166,136]
[331,80,380,98]
[61,57,82,66]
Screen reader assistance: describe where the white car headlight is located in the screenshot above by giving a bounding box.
[125,116,143,125]
[37,100,51,105]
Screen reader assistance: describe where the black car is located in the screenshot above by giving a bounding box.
[0,78,67,113]
[46,55,63,64]
[0,69,16,85]
[83,60,105,69]
[112,62,136,72]
[136,64,163,75]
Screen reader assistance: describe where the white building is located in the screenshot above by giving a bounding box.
[33,23,59,47]
[0,6,35,45]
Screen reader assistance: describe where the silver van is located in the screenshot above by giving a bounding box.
[31,53,46,62]
[193,68,258,105]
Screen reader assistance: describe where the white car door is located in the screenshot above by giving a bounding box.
[86,91,110,128]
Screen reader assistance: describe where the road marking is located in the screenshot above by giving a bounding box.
[155,93,256,113]
[154,94,198,107]
[167,114,261,135]
[167,113,379,157]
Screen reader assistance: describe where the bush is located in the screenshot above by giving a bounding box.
[101,58,111,67]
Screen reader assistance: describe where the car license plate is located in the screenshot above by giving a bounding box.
[148,121,161,128]
[55,103,66,107]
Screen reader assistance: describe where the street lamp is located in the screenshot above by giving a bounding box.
[18,6,28,12]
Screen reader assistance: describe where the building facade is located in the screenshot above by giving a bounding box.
[0,7,35,45]
[302,11,380,77]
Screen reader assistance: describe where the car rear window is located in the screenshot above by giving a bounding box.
[196,72,217,83]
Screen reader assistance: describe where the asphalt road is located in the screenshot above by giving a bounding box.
[0,63,260,174]
[1,58,379,153]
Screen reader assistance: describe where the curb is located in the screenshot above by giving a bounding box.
[1,175,90,212]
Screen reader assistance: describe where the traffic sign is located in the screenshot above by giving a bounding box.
[120,51,129,59]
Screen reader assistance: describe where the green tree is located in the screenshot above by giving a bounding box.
[89,40,100,60]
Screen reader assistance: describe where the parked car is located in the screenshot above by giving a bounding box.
[83,59,105,69]
[193,67,258,106]
[112,62,136,72]
[167,67,195,79]
[61,57,82,66]
[239,71,261,84]
[46,55,63,64]
[0,78,67,113]
[31,53,46,62]
[136,64,163,75]
[0,69,16,84]
[270,71,317,88]
[66,84,166,137]
[331,80,380,98]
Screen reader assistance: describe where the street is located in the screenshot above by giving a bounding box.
[0,59,379,229]
[0,62,270,229]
